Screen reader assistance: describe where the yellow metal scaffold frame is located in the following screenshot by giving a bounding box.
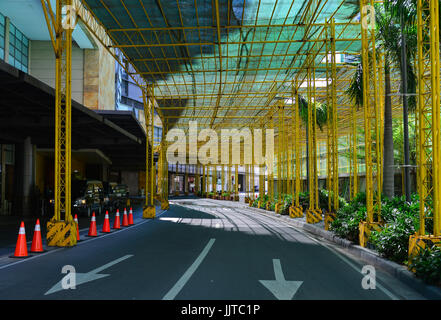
[358,0,383,247]
[42,0,77,247]
[408,0,441,256]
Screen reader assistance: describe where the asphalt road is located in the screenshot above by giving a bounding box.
[0,198,426,300]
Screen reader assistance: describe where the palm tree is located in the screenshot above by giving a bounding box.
[345,2,417,199]
[298,95,328,191]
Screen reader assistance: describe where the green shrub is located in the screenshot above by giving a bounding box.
[330,192,367,242]
[408,245,441,286]
[370,211,419,264]
[369,194,422,263]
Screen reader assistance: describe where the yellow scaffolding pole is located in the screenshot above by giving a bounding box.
[359,0,382,247]
[409,0,441,256]
[160,126,169,210]
[306,63,322,224]
[42,0,77,247]
[325,19,339,230]
[143,87,156,218]
[290,79,304,218]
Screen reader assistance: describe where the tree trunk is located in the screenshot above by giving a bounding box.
[400,17,411,202]
[306,123,310,192]
[383,60,394,198]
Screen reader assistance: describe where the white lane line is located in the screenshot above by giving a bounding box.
[0,209,167,271]
[162,238,216,300]
[235,208,400,300]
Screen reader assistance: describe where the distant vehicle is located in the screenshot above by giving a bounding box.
[110,184,129,209]
[47,180,105,217]
[72,180,105,217]
[102,181,113,212]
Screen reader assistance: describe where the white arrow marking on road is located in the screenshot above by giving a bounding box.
[259,259,303,300]
[45,255,134,295]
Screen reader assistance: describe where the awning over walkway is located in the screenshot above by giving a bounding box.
[0,60,147,170]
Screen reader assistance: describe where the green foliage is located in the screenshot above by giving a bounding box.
[392,116,417,166]
[370,194,436,263]
[370,200,419,264]
[409,246,441,286]
[330,192,367,242]
[318,189,348,213]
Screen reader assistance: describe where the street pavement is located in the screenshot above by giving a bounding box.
[0,198,427,300]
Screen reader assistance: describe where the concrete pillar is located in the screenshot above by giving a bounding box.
[0,145,6,215]
[13,137,35,216]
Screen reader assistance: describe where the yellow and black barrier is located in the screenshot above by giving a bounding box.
[160,200,170,210]
[47,220,77,247]
[408,234,441,261]
[274,202,282,214]
[289,206,304,218]
[358,221,382,247]
[324,212,336,230]
[143,205,156,219]
[306,209,322,224]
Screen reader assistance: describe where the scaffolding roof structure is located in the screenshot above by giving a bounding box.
[79,0,405,149]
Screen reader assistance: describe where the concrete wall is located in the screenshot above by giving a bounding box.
[83,38,115,110]
[29,41,84,104]
[121,171,139,196]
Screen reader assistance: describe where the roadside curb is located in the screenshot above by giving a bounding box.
[234,201,441,300]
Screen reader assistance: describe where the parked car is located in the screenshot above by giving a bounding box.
[102,181,113,212]
[110,184,129,209]
[72,180,105,217]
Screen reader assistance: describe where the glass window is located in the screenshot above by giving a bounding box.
[8,21,28,72]
[0,13,4,60]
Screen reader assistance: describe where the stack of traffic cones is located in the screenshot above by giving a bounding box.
[102,211,111,233]
[74,214,80,241]
[12,222,28,258]
[30,219,44,253]
[113,209,121,229]
[88,212,97,237]
[122,208,129,227]
[128,207,134,225]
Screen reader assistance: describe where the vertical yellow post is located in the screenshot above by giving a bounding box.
[44,0,77,247]
[290,80,303,218]
[409,0,441,257]
[325,19,339,230]
[359,0,382,246]
[202,164,206,197]
[195,164,200,194]
[221,165,225,195]
[277,106,282,212]
[235,164,239,201]
[351,105,358,200]
[305,65,322,224]
[160,126,169,210]
[228,165,232,195]
[143,86,156,218]
[212,165,216,196]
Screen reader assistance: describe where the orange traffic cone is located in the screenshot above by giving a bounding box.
[74,214,80,241]
[128,207,134,225]
[13,222,28,258]
[102,211,111,233]
[122,208,129,227]
[30,219,44,253]
[88,212,97,237]
[113,209,121,229]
